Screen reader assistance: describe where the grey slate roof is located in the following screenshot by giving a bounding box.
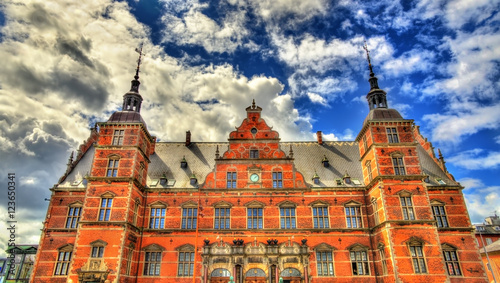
[57,140,460,190]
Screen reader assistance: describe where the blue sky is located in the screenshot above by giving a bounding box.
[0,0,499,256]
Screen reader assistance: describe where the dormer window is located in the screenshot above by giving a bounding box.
[190,173,197,185]
[322,155,329,167]
[312,172,320,185]
[343,172,351,184]
[180,156,187,168]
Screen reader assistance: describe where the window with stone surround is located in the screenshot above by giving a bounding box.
[143,252,161,276]
[442,244,462,276]
[431,201,449,227]
[112,129,124,145]
[54,245,73,276]
[177,245,195,277]
[65,203,82,228]
[386,127,399,143]
[399,193,415,220]
[408,239,427,274]
[106,156,120,177]
[272,171,283,188]
[345,202,363,228]
[181,203,197,229]
[98,194,114,221]
[378,244,388,275]
[280,206,296,229]
[214,207,231,229]
[312,205,329,229]
[227,172,237,188]
[133,200,140,226]
[350,245,370,275]
[392,156,406,175]
[316,249,334,276]
[372,198,379,225]
[246,202,264,229]
[366,160,373,182]
[363,135,368,151]
[149,203,166,229]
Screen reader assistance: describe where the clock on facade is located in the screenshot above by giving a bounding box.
[250,173,259,182]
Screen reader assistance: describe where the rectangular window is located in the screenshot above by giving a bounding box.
[126,250,133,276]
[363,135,368,151]
[54,252,72,275]
[112,130,124,145]
[227,172,237,188]
[372,200,379,225]
[400,197,415,220]
[410,245,427,273]
[65,206,81,228]
[280,207,296,229]
[316,251,334,276]
[350,250,369,275]
[181,208,197,229]
[143,252,161,276]
[98,198,112,221]
[386,128,399,143]
[392,157,405,175]
[91,246,104,258]
[443,250,461,276]
[133,202,139,226]
[486,238,493,245]
[273,172,283,188]
[346,206,362,228]
[379,249,388,275]
[313,207,329,228]
[366,161,373,182]
[432,205,449,227]
[177,252,194,276]
[247,208,263,229]
[106,159,119,177]
[149,207,165,229]
[214,208,230,229]
[250,150,259,158]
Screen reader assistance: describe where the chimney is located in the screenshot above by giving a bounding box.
[185,131,191,147]
[316,131,323,145]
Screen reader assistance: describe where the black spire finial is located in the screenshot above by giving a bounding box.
[363,41,375,78]
[252,99,256,109]
[122,43,145,112]
[363,41,387,110]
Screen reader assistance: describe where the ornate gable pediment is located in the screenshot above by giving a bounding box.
[213,200,233,208]
[244,200,266,207]
[58,244,74,252]
[347,243,369,251]
[277,200,297,207]
[143,243,165,251]
[309,200,329,207]
[314,242,336,251]
[90,240,107,247]
[149,200,168,207]
[176,244,194,252]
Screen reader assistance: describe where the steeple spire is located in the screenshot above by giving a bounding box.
[363,41,387,110]
[122,43,145,112]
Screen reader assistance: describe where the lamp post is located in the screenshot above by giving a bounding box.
[478,223,498,283]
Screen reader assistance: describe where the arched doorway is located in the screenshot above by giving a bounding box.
[210,268,231,283]
[245,268,266,283]
[280,268,301,283]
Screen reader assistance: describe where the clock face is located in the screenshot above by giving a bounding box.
[250,173,259,182]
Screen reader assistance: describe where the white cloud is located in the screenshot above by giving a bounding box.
[247,0,328,22]
[423,103,500,143]
[448,149,500,170]
[461,178,500,223]
[307,92,328,106]
[161,1,250,53]
[382,48,436,76]
[444,0,498,29]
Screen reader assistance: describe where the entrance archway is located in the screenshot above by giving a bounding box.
[280,268,301,283]
[210,268,231,283]
[245,268,266,283]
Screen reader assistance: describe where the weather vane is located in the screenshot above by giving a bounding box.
[134,42,145,79]
[363,40,374,76]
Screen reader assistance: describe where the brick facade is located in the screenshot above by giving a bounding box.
[32,70,487,283]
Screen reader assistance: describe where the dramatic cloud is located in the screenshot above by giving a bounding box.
[461,178,500,223]
[448,149,500,170]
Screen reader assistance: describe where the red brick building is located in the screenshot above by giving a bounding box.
[32,54,487,283]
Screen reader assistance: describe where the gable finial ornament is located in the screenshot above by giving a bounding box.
[252,99,256,109]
